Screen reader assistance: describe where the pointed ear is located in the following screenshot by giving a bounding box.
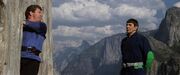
[134,26,138,31]
[135,26,138,28]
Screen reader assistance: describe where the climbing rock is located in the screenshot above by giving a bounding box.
[0,0,53,75]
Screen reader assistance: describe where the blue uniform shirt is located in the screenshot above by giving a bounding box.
[21,20,47,61]
[121,32,151,63]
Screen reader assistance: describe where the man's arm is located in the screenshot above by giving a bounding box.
[141,36,154,71]
[40,22,47,38]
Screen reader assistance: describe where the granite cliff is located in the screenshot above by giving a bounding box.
[0,0,53,75]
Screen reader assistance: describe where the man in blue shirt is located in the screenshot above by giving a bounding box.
[20,5,47,75]
[120,19,154,75]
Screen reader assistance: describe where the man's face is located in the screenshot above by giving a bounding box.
[30,8,42,22]
[126,23,138,34]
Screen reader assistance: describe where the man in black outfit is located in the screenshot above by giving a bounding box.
[121,18,154,75]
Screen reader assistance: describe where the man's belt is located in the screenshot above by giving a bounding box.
[21,46,41,56]
[123,62,144,69]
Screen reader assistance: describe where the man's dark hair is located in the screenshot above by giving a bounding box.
[126,18,139,27]
[25,5,42,19]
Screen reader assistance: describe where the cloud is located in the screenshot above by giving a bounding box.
[113,4,157,19]
[52,0,166,49]
[52,0,165,28]
[111,4,159,31]
[53,25,124,39]
[54,39,82,50]
[96,0,165,9]
[174,1,180,8]
[53,25,125,49]
[52,0,111,26]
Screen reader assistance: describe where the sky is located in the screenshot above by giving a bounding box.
[52,0,180,50]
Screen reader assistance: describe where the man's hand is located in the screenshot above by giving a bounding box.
[145,51,154,71]
[21,20,26,27]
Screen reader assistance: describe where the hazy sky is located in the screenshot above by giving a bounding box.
[52,0,180,50]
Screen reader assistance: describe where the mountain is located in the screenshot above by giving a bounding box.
[79,40,91,49]
[152,7,180,75]
[54,40,91,75]
[60,7,180,75]
[154,7,180,47]
[60,33,125,75]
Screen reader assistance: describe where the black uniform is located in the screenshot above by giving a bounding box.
[121,32,152,75]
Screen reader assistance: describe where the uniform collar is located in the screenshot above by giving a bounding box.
[26,20,41,25]
[127,31,137,38]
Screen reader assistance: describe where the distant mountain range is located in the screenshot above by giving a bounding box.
[54,7,180,75]
[54,40,91,75]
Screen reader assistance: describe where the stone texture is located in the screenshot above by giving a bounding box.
[0,0,53,75]
[60,34,124,75]
[54,40,91,75]
[154,7,180,47]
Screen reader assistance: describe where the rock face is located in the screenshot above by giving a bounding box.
[54,40,91,75]
[152,7,180,75]
[0,0,53,75]
[61,34,125,75]
[154,7,180,47]
[58,7,180,75]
